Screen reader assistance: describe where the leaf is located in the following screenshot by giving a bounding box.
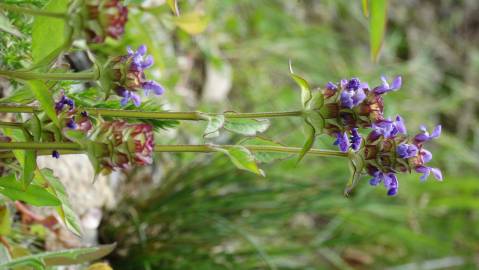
[289,62,312,108]
[370,0,388,62]
[202,114,225,138]
[166,0,179,15]
[30,114,42,142]
[305,110,325,135]
[309,92,324,110]
[31,0,68,64]
[344,152,365,197]
[215,146,264,176]
[362,0,369,17]
[0,203,11,236]
[0,244,11,263]
[0,12,23,38]
[62,129,88,147]
[0,244,116,268]
[22,150,36,189]
[224,118,270,136]
[0,87,35,104]
[296,118,316,164]
[36,168,82,236]
[172,12,209,35]
[0,174,61,207]
[240,137,292,163]
[27,80,59,127]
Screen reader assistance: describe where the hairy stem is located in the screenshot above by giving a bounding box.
[0,3,68,19]
[0,142,347,158]
[0,70,98,81]
[0,105,303,120]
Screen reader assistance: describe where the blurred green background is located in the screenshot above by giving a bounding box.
[93,0,479,269]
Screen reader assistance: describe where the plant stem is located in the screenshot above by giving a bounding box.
[0,142,348,158]
[0,105,303,120]
[0,3,68,19]
[0,70,98,81]
[0,121,23,129]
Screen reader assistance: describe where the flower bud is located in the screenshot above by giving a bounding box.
[84,0,128,43]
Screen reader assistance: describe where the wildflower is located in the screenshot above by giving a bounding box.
[350,128,362,151]
[66,117,77,129]
[52,150,60,159]
[85,0,128,43]
[55,92,75,113]
[368,170,399,196]
[373,76,402,95]
[108,45,165,107]
[94,121,155,172]
[333,132,350,152]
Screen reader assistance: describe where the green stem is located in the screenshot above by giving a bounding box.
[0,121,24,129]
[0,142,347,158]
[0,70,98,81]
[0,105,303,120]
[0,3,68,19]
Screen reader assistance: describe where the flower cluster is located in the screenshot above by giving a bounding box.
[363,119,442,196]
[84,0,128,43]
[321,76,402,153]
[107,45,165,107]
[93,121,154,173]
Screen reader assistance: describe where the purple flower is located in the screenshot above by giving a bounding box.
[55,92,75,113]
[369,170,399,196]
[142,80,164,96]
[414,125,441,144]
[396,143,418,159]
[52,150,60,159]
[340,88,366,108]
[350,128,362,151]
[326,82,337,91]
[370,115,407,139]
[117,88,141,107]
[346,78,361,90]
[333,132,350,152]
[66,117,77,129]
[415,166,443,181]
[373,76,402,95]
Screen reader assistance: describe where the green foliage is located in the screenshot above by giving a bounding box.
[214,145,264,176]
[31,0,68,64]
[0,174,60,206]
[223,118,270,136]
[241,137,292,163]
[369,0,388,62]
[0,244,115,269]
[28,80,59,127]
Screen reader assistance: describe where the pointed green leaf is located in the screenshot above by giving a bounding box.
[289,62,312,108]
[202,114,225,138]
[297,118,316,164]
[224,118,270,136]
[36,168,82,236]
[370,0,388,62]
[0,244,116,268]
[0,12,22,38]
[22,150,36,189]
[62,129,88,147]
[31,0,68,64]
[30,114,42,142]
[309,92,324,110]
[28,80,59,127]
[215,146,264,176]
[172,12,209,35]
[0,174,61,206]
[240,137,292,163]
[305,110,325,134]
[0,86,35,104]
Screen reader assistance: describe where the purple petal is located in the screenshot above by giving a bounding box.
[340,91,354,108]
[430,168,443,181]
[130,92,141,107]
[380,76,390,89]
[142,80,164,96]
[373,85,388,95]
[141,55,154,69]
[127,46,134,55]
[415,166,430,181]
[359,82,370,90]
[421,149,432,163]
[395,115,407,134]
[333,132,350,152]
[52,150,60,159]
[387,187,398,196]
[390,76,402,90]
[326,82,337,90]
[340,79,348,89]
[369,171,382,186]
[352,88,366,106]
[431,125,441,139]
[137,45,147,55]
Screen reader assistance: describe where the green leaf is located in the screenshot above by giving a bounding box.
[0,87,35,104]
[27,80,59,127]
[370,0,388,62]
[62,129,88,147]
[0,244,116,268]
[202,114,225,138]
[36,168,82,236]
[289,61,312,108]
[31,0,68,64]
[344,152,365,197]
[240,137,292,163]
[166,0,179,15]
[362,0,369,17]
[0,12,23,38]
[308,92,324,110]
[30,114,42,142]
[172,12,209,35]
[297,118,316,164]
[305,110,325,135]
[0,203,12,236]
[224,118,270,136]
[0,174,61,207]
[215,146,264,176]
[22,150,36,189]
[0,243,11,264]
